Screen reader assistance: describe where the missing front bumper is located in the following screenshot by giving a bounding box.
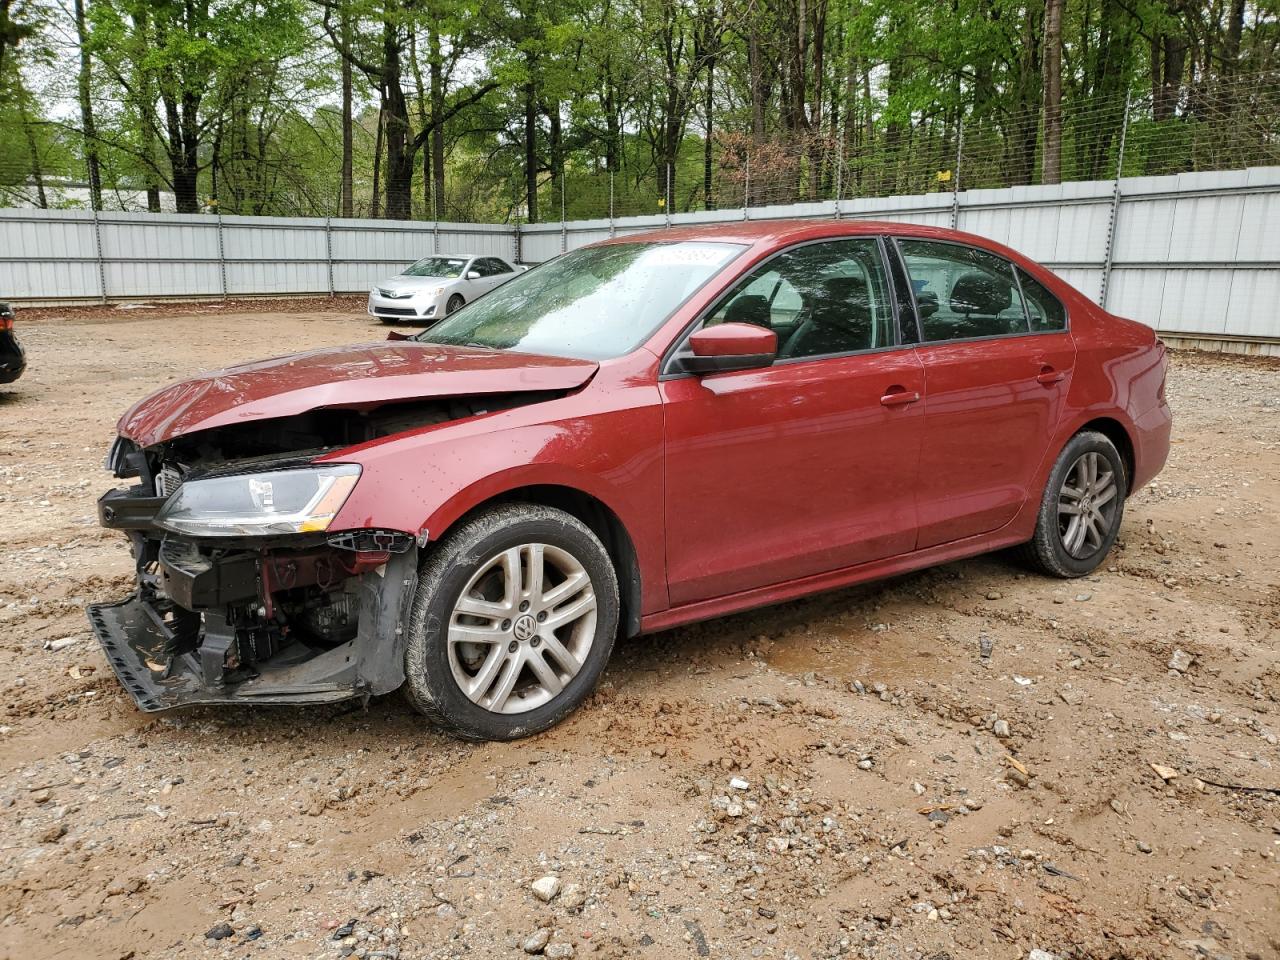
[87,548,418,712]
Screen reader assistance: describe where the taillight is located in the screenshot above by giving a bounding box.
[0,315,11,332]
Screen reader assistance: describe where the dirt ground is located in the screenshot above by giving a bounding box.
[1,303,1277,960]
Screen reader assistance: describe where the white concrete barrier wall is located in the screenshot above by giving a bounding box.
[1,166,1277,343]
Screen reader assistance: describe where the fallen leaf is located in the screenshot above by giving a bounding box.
[1004,756,1029,776]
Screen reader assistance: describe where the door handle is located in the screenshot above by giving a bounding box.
[880,387,921,407]
[1036,365,1066,385]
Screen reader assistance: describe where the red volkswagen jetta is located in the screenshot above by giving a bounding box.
[90,220,1171,740]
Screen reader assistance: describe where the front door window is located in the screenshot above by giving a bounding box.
[703,238,896,359]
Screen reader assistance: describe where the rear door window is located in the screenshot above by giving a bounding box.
[897,240,1030,342]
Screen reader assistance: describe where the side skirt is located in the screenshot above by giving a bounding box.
[638,527,1032,635]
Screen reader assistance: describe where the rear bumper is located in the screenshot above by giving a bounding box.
[0,334,24,384]
[1132,400,1173,491]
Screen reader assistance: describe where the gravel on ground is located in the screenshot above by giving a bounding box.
[1,306,1277,960]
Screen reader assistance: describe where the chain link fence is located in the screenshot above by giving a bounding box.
[1,70,1278,224]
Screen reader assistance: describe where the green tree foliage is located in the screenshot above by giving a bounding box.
[1,0,1277,219]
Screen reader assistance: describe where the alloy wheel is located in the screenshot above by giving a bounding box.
[1057,451,1119,559]
[447,543,597,714]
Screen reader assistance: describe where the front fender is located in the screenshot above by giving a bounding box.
[324,379,667,614]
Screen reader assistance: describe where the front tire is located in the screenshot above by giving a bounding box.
[1021,430,1127,578]
[403,503,619,741]
[446,293,465,315]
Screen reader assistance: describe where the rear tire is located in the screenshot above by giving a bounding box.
[1020,430,1127,578]
[403,503,619,741]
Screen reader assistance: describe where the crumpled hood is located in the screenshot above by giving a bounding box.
[118,342,598,448]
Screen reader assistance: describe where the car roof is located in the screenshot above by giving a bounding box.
[595,218,1010,252]
[415,253,506,261]
[591,218,1047,277]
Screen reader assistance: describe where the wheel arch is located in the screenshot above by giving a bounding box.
[430,483,644,639]
[1075,416,1136,489]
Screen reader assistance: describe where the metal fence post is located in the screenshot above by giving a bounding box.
[513,221,522,266]
[324,216,335,297]
[214,211,228,299]
[90,208,108,303]
[743,157,750,221]
[1099,92,1132,309]
[834,119,845,219]
[608,171,615,239]
[432,217,439,255]
[949,125,964,230]
[560,176,567,254]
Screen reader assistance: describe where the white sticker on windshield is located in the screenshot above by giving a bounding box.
[644,244,735,267]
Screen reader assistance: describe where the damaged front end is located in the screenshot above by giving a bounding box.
[89,430,419,712]
[87,337,595,713]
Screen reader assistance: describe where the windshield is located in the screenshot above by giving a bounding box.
[402,256,469,278]
[413,241,744,360]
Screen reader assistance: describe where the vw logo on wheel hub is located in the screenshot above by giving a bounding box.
[513,614,538,641]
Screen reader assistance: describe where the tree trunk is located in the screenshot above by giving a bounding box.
[164,103,199,213]
[127,7,162,212]
[381,53,414,220]
[604,77,620,173]
[409,29,430,217]
[748,4,765,142]
[73,0,102,211]
[524,75,538,222]
[703,56,715,209]
[340,13,353,218]
[807,0,827,200]
[1152,32,1187,123]
[171,161,199,212]
[1007,3,1043,186]
[429,25,446,221]
[546,100,563,218]
[17,94,47,208]
[1223,0,1245,68]
[663,91,680,210]
[1041,0,1064,184]
[160,81,202,213]
[884,13,907,192]
[371,101,384,218]
[210,121,222,207]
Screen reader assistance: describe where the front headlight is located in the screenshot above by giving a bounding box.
[155,464,360,537]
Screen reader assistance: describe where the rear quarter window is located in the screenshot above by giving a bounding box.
[1017,268,1068,331]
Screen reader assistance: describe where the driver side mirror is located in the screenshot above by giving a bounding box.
[680,323,777,375]
[385,330,413,341]
[466,270,482,280]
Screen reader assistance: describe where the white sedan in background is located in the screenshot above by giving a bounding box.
[367,254,526,324]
